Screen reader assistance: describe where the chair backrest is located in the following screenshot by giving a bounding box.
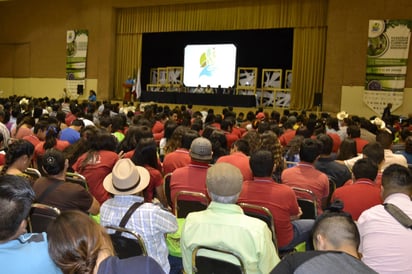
[173,190,210,218]
[23,167,42,181]
[66,172,88,190]
[105,225,147,258]
[292,187,318,219]
[28,202,61,233]
[237,202,278,250]
[192,245,246,274]
[163,172,172,207]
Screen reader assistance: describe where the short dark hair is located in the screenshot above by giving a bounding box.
[376,130,394,149]
[0,175,35,241]
[362,142,384,166]
[347,125,361,138]
[299,138,321,163]
[220,119,233,131]
[382,164,412,191]
[312,212,360,250]
[352,158,378,181]
[249,150,274,177]
[71,119,85,127]
[181,130,200,150]
[317,133,333,155]
[99,116,112,128]
[233,139,250,156]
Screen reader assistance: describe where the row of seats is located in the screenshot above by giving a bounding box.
[24,167,337,273]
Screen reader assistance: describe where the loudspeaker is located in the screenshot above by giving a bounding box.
[313,93,322,106]
[77,84,84,95]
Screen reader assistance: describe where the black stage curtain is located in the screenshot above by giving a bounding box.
[140,91,256,107]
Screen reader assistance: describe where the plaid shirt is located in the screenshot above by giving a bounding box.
[100,195,178,273]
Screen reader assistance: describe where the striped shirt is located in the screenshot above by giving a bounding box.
[100,195,177,273]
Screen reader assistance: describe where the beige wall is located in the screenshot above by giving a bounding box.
[324,0,412,115]
[0,0,411,117]
[341,87,412,118]
[0,0,115,100]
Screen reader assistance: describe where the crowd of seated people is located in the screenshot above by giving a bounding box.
[0,94,411,273]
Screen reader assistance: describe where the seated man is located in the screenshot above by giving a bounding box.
[181,163,280,273]
[59,118,84,145]
[33,148,100,215]
[346,125,369,154]
[282,138,329,214]
[0,175,62,274]
[100,158,178,274]
[344,130,408,171]
[271,210,377,274]
[332,158,382,220]
[170,137,213,204]
[216,139,253,181]
[220,118,240,149]
[341,142,385,187]
[358,164,412,273]
[315,133,351,188]
[238,150,314,251]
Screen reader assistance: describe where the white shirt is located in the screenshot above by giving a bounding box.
[344,149,407,171]
[358,193,412,274]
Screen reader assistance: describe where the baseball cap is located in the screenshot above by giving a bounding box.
[190,137,212,161]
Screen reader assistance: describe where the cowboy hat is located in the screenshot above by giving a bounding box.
[336,111,349,121]
[103,158,150,195]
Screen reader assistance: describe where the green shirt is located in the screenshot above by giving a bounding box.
[181,201,280,273]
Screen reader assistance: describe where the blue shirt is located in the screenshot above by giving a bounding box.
[0,232,61,274]
[88,94,97,102]
[60,127,80,144]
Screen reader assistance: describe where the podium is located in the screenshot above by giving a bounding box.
[122,83,133,102]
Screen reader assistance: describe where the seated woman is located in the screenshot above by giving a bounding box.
[32,148,100,215]
[33,122,70,170]
[131,138,167,207]
[0,139,35,185]
[72,132,119,205]
[47,210,164,274]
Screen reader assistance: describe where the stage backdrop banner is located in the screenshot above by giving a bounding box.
[364,19,411,115]
[66,30,88,98]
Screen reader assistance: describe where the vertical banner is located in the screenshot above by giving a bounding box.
[364,20,411,115]
[66,30,88,98]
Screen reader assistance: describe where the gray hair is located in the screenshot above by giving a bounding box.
[209,192,240,204]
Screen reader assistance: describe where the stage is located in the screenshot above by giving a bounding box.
[139,91,257,107]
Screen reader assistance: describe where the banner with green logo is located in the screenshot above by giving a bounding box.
[66,30,88,98]
[364,20,411,115]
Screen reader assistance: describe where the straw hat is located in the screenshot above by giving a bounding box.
[371,117,386,129]
[371,117,392,134]
[336,111,349,121]
[103,158,150,195]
